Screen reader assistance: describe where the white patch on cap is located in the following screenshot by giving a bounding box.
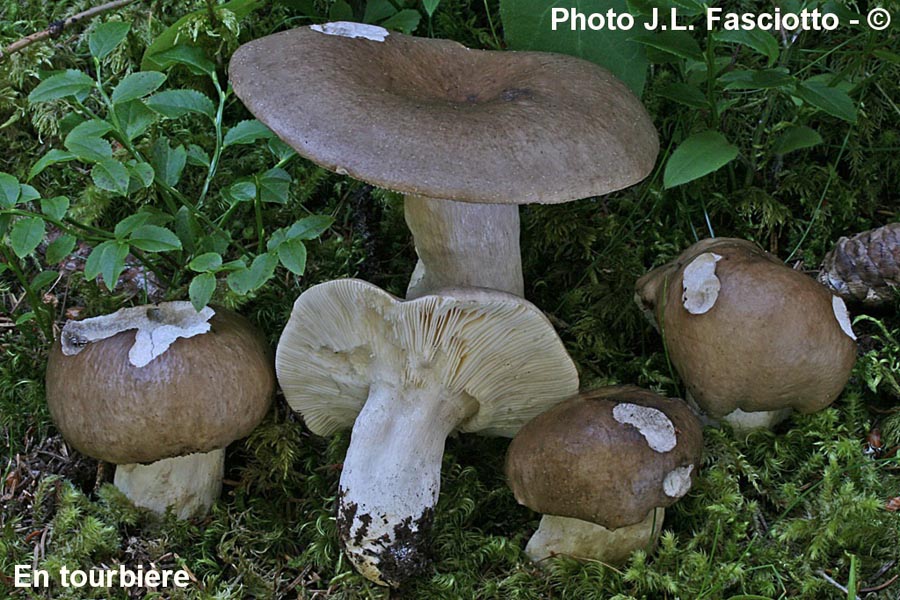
[831,296,856,340]
[682,252,722,315]
[310,22,389,42]
[61,302,215,368]
[612,403,677,453]
[663,465,694,498]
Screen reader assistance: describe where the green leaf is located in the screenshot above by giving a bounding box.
[329,0,354,20]
[223,119,274,147]
[84,239,130,287]
[277,238,307,275]
[31,270,59,290]
[146,89,215,120]
[68,119,115,140]
[380,9,420,33]
[663,130,739,189]
[773,125,823,155]
[257,168,291,204]
[19,185,40,203]
[150,139,187,187]
[714,29,779,66]
[128,225,182,252]
[15,312,36,326]
[657,83,707,108]
[630,31,703,62]
[224,180,257,204]
[45,234,76,264]
[501,0,648,96]
[147,45,216,76]
[287,215,334,240]
[64,134,113,163]
[186,144,210,167]
[91,158,130,195]
[89,22,131,59]
[364,0,397,24]
[0,214,10,237]
[127,161,155,189]
[10,217,45,258]
[41,196,69,221]
[0,172,20,208]
[114,213,152,238]
[720,68,795,91]
[268,137,296,162]
[189,252,223,272]
[795,81,857,123]
[114,100,158,140]
[28,150,77,180]
[111,71,166,104]
[28,70,95,102]
[226,253,278,295]
[423,0,440,17]
[189,272,217,311]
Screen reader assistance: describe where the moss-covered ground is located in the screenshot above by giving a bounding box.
[1,0,900,598]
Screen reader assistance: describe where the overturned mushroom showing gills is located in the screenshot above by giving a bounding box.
[229,23,658,298]
[506,386,702,564]
[45,302,275,519]
[635,238,857,433]
[819,222,900,306]
[275,279,579,586]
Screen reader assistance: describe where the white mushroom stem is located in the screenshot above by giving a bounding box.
[721,408,793,434]
[113,449,225,520]
[404,194,523,298]
[525,509,665,566]
[337,380,476,587]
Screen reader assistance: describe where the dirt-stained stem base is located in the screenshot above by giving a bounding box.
[114,448,224,519]
[525,509,665,565]
[404,194,523,298]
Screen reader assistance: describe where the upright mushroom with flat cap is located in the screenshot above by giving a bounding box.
[506,386,703,564]
[45,302,275,518]
[229,23,658,298]
[276,279,578,586]
[635,238,858,432]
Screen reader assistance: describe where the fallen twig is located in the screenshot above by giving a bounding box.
[0,0,138,62]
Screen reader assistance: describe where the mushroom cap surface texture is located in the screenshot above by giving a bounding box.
[275,279,579,437]
[46,303,275,464]
[229,23,659,204]
[634,238,857,417]
[506,385,703,529]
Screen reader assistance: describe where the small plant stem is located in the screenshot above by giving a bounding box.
[1,246,53,339]
[197,77,227,208]
[254,192,265,250]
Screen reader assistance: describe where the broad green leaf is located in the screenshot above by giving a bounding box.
[423,0,440,17]
[150,139,187,187]
[91,158,130,195]
[720,68,795,91]
[114,100,157,140]
[127,161,155,189]
[664,130,739,189]
[189,272,217,311]
[111,71,166,104]
[45,234,76,264]
[146,46,215,76]
[795,81,857,123]
[277,238,307,275]
[0,214,10,237]
[84,239,130,287]
[774,125,823,154]
[186,144,210,167]
[257,168,291,204]
[364,0,397,24]
[630,31,703,62]
[10,217,45,258]
[657,83,707,108]
[28,150,77,180]
[381,9,420,33]
[89,22,131,59]
[223,119,274,147]
[287,215,334,240]
[28,70,94,102]
[189,252,223,272]
[65,119,114,140]
[268,137,296,162]
[226,253,278,294]
[19,185,40,203]
[501,0,647,96]
[64,134,112,163]
[128,224,182,252]
[41,196,69,221]
[146,89,215,120]
[714,29,779,66]
[266,227,288,252]
[224,180,257,204]
[31,270,59,290]
[329,0,354,20]
[0,172,20,208]
[114,213,152,238]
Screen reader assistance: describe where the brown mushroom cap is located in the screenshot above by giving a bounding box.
[506,386,703,530]
[229,24,659,205]
[46,306,275,464]
[634,238,857,417]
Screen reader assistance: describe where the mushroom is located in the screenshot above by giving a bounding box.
[229,23,658,298]
[505,385,703,564]
[45,302,275,518]
[275,279,578,586]
[635,238,858,432]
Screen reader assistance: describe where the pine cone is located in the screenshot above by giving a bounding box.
[818,223,900,305]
